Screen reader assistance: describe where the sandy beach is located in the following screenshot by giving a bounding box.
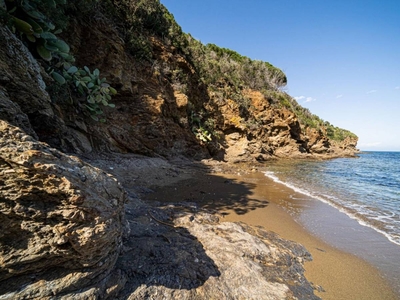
[143,165,398,300]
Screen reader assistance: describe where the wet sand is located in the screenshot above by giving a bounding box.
[219,172,398,300]
[143,167,398,300]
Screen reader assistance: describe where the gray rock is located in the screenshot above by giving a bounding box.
[0,121,126,299]
[117,201,320,300]
[0,27,51,115]
[0,88,37,139]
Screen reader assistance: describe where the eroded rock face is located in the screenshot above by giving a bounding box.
[0,27,50,115]
[209,90,314,161]
[0,121,126,299]
[63,20,209,159]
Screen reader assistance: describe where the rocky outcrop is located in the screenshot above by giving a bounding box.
[0,121,126,299]
[117,200,319,300]
[206,89,356,162]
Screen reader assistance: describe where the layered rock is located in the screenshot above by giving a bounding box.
[0,121,126,299]
[206,89,356,162]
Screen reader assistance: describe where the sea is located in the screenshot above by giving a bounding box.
[264,151,400,246]
[263,151,400,293]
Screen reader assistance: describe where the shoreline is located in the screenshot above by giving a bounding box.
[218,172,399,300]
[142,164,398,300]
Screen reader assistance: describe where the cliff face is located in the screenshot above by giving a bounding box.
[58,16,357,161]
[1,2,357,161]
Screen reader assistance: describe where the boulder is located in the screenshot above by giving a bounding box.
[117,203,320,300]
[0,121,126,299]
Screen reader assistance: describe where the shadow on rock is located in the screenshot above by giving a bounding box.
[117,204,221,298]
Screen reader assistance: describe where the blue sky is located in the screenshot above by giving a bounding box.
[160,0,400,151]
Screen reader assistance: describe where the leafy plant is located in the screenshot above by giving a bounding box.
[194,126,212,143]
[1,0,117,121]
[2,0,73,61]
[63,66,117,121]
[189,110,217,144]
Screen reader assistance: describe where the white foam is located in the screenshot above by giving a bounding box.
[263,171,400,246]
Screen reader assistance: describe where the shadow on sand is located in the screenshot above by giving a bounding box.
[142,170,269,216]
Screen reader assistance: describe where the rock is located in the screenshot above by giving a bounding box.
[0,88,37,139]
[0,27,51,115]
[117,204,320,300]
[0,121,126,299]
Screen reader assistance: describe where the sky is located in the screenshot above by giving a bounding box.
[160,0,400,151]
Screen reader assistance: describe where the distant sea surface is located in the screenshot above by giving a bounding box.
[264,151,400,246]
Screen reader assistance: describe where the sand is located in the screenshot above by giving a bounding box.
[143,166,398,300]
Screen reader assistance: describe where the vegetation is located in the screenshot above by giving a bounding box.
[185,37,287,91]
[63,66,117,121]
[188,107,218,144]
[101,0,188,60]
[0,0,116,120]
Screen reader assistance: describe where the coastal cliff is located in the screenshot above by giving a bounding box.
[0,0,358,298]
[0,0,357,162]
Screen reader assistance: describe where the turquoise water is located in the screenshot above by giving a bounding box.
[264,152,400,246]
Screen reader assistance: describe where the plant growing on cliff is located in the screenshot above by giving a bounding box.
[99,0,188,61]
[1,0,117,121]
[1,0,70,59]
[63,66,117,121]
[189,109,219,144]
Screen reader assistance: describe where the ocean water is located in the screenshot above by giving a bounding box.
[263,151,400,246]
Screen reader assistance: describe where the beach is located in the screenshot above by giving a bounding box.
[143,164,399,300]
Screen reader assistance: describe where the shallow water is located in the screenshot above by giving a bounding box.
[264,152,400,246]
[262,152,400,295]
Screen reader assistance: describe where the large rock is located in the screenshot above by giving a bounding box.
[117,201,320,300]
[0,120,126,299]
